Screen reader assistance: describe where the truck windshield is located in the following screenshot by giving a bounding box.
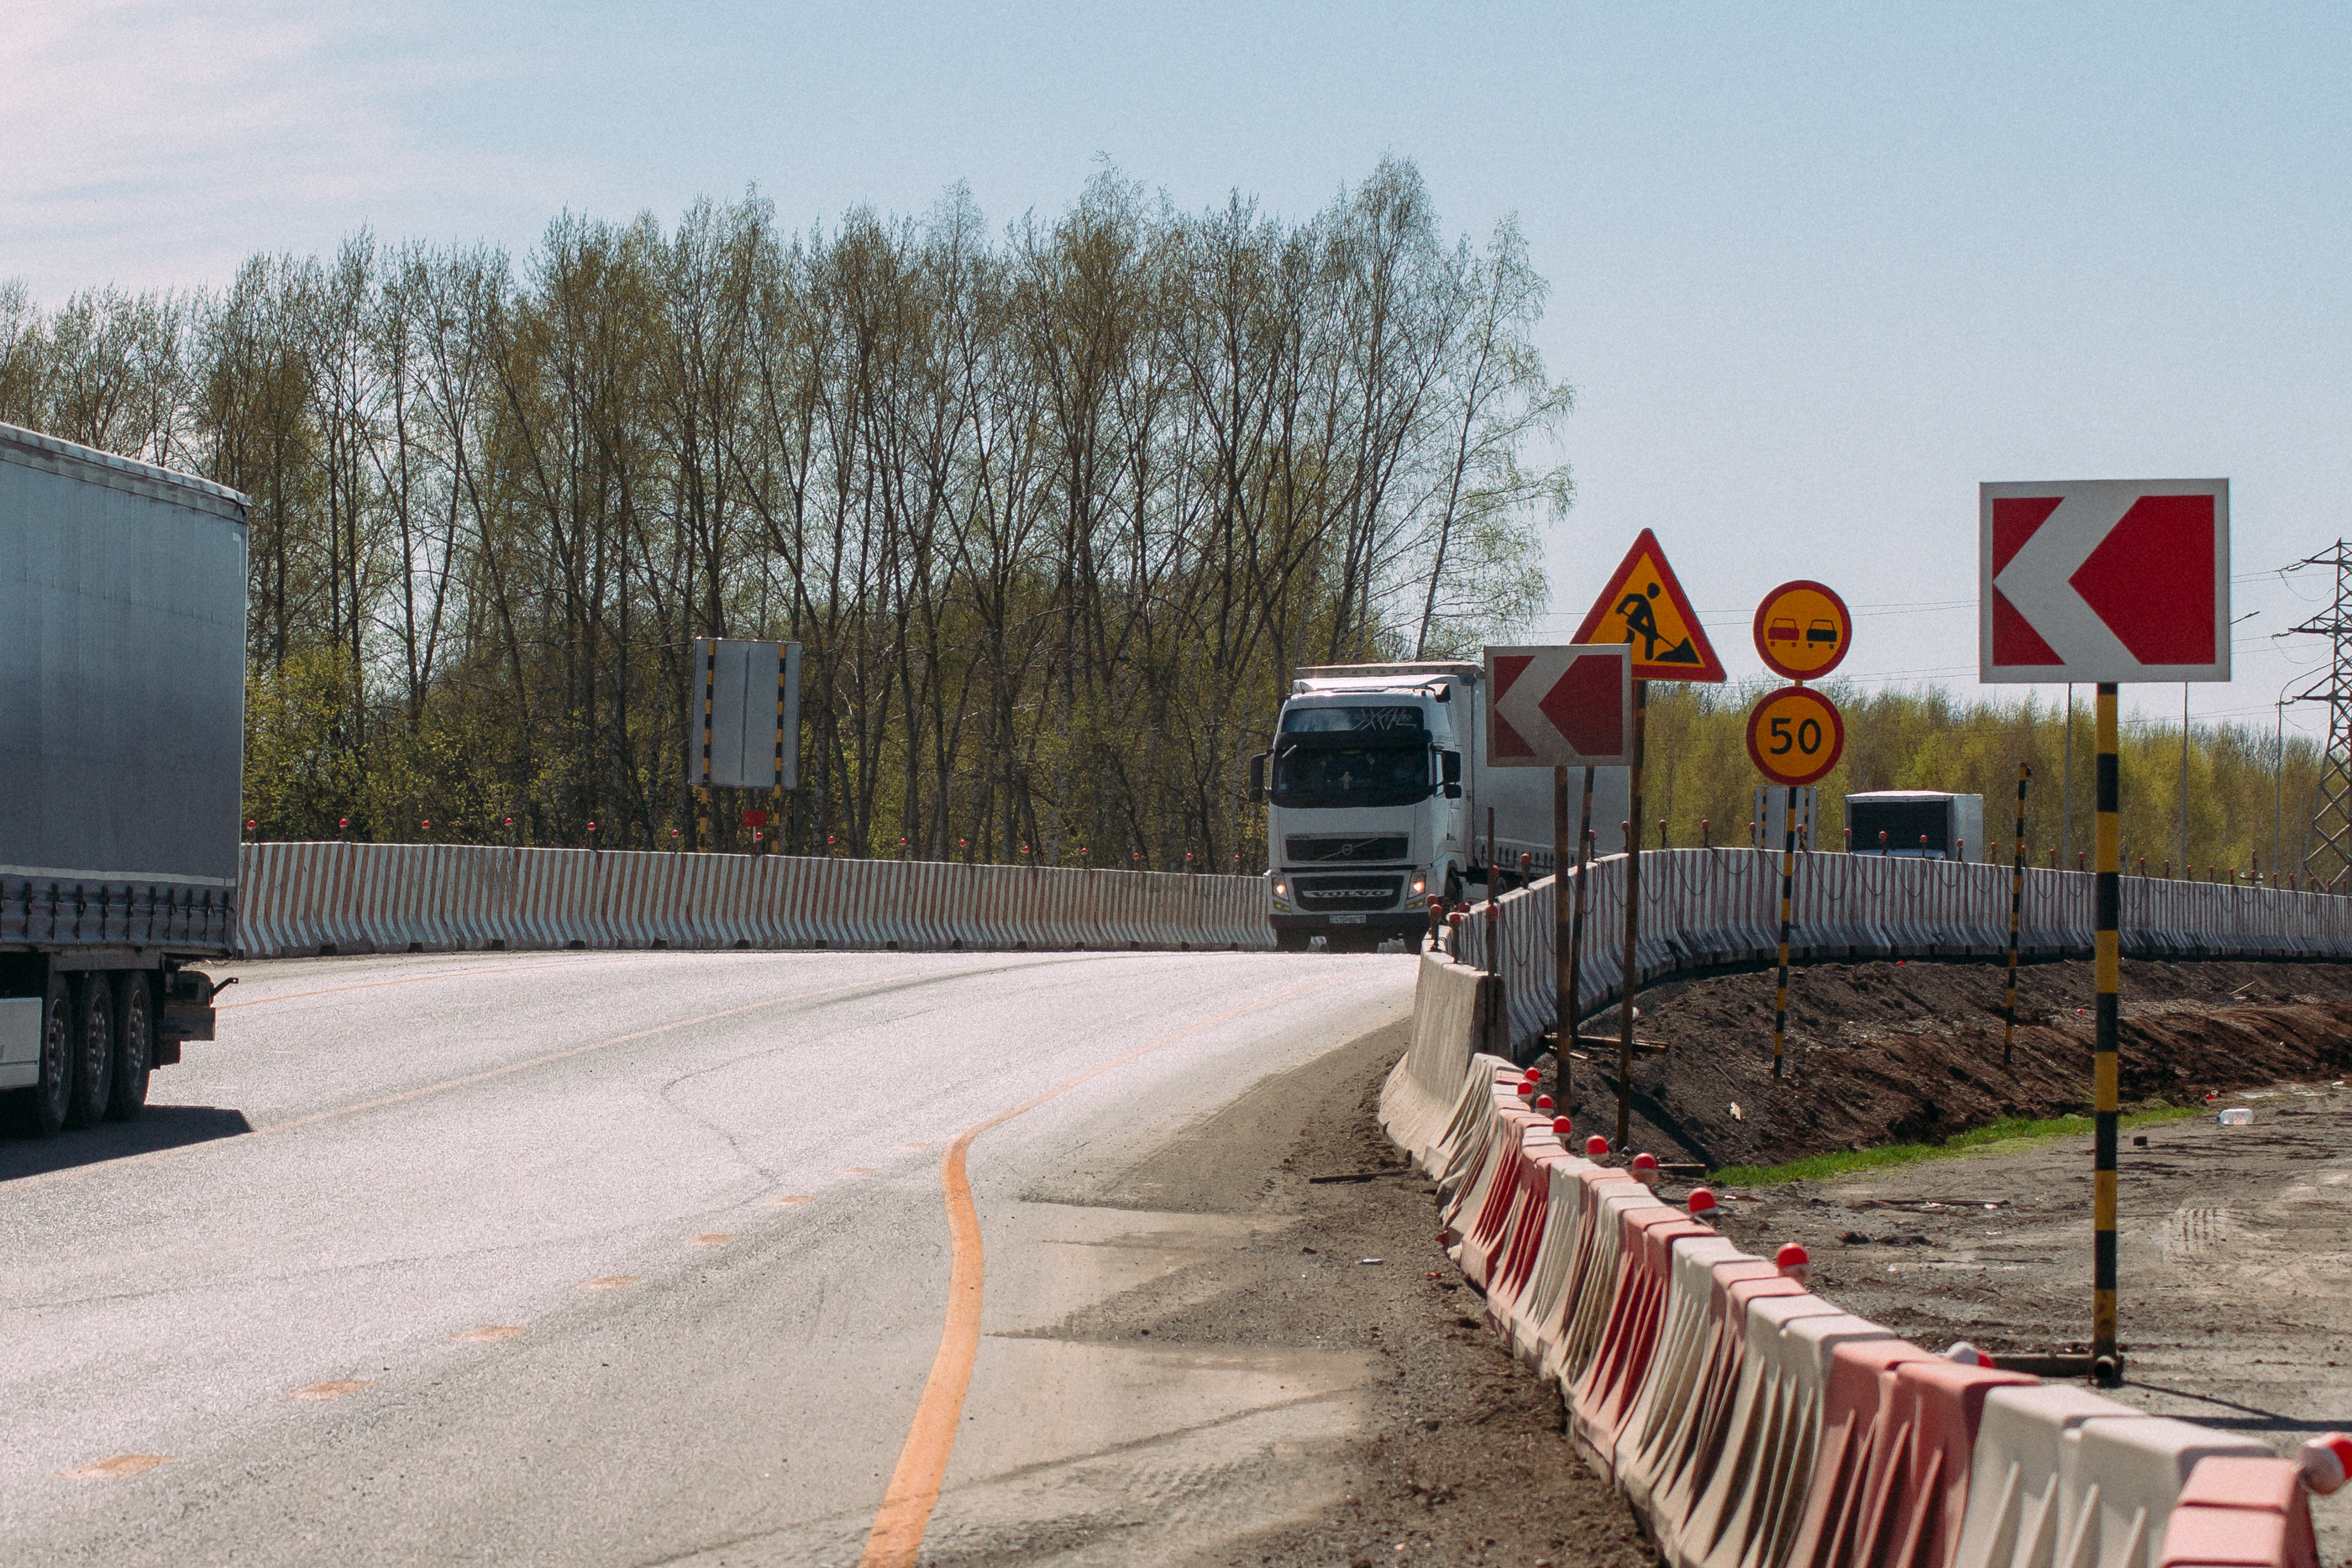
[1270,742,1432,809]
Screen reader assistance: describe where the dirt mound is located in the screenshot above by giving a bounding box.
[1553,957,2352,1171]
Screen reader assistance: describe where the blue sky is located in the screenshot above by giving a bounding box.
[7,1,2348,737]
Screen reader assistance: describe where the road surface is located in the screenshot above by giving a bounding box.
[2,948,1416,1566]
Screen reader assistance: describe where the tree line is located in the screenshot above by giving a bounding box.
[1641,681,2330,883]
[0,159,1569,867]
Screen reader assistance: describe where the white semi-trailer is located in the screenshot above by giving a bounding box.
[1252,662,1630,951]
[1,421,244,1135]
[1845,790,1986,862]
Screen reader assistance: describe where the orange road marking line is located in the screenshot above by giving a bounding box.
[856,977,1334,1568]
[688,1234,734,1245]
[769,1195,812,1206]
[59,1455,170,1479]
[453,1325,527,1343]
[578,1276,639,1291]
[286,1380,373,1399]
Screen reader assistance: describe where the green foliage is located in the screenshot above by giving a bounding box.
[6,163,1572,861]
[1709,1104,2203,1188]
[1646,682,2321,877]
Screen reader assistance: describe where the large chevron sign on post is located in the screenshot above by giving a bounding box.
[1979,479,2230,683]
[1484,644,1632,767]
[1978,474,2230,1389]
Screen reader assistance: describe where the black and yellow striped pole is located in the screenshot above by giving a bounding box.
[2092,683,2121,1385]
[772,647,789,856]
[1770,784,1798,1078]
[2005,764,2029,1067]
[699,640,716,852]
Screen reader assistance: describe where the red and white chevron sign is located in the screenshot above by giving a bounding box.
[1979,479,2230,684]
[1484,644,1632,768]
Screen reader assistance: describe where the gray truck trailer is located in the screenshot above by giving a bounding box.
[2,420,244,1135]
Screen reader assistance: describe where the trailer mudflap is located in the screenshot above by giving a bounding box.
[160,969,225,1049]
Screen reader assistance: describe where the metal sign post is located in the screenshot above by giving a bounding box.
[1617,682,1646,1149]
[690,637,804,856]
[1562,767,1595,1115]
[1569,532,1728,1150]
[1483,644,1632,1112]
[1747,580,1854,1083]
[1553,765,1572,1111]
[2006,765,2030,1066]
[1979,478,2229,1387]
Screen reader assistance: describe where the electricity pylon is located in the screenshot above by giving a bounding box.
[2286,541,2352,890]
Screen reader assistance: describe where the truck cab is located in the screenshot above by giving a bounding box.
[1254,666,1472,951]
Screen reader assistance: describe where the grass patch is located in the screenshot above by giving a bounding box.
[1711,1104,2204,1188]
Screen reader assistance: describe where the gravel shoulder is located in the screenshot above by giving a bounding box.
[1024,1015,1649,1568]
[1698,1085,2352,1563]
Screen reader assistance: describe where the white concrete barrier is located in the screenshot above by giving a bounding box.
[234,842,1273,957]
[1457,849,2352,1057]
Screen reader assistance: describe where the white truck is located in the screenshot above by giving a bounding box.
[3,421,244,1135]
[1845,790,1986,862]
[1250,662,1630,951]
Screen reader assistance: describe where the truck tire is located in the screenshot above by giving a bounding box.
[18,972,74,1138]
[1276,930,1312,953]
[108,974,152,1122]
[64,974,114,1131]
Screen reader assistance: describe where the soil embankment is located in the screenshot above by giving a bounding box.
[1560,957,2352,1171]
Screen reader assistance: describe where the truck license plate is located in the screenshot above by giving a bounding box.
[1329,914,1368,925]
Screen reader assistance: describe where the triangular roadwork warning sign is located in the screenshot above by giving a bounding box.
[1569,528,1726,682]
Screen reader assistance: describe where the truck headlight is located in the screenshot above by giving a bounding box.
[1273,879,1287,898]
[1410,875,1426,895]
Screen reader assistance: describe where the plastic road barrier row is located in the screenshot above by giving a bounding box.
[1378,985,2323,1568]
[1455,849,2352,1058]
[230,842,1273,957]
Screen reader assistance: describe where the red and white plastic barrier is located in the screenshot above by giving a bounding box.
[234,842,1273,957]
[1381,988,2327,1568]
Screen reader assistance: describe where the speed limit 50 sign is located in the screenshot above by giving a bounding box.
[1746,685,1845,788]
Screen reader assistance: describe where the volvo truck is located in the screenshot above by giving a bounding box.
[1251,662,1630,951]
[2,421,244,1136]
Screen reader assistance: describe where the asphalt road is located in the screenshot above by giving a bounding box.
[2,948,1417,1567]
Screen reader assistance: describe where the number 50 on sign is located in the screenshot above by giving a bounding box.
[1746,685,1845,788]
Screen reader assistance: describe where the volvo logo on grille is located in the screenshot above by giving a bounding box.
[1321,888,1390,900]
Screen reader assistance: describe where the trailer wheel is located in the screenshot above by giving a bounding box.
[18,972,73,1138]
[108,974,152,1122]
[64,974,114,1131]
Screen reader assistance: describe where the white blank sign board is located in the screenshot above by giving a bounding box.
[690,638,802,789]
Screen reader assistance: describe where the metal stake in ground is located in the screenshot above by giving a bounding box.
[2093,684,2121,1384]
[1564,766,1595,1114]
[1617,681,1647,1150]
[2006,763,2029,1067]
[1771,784,1798,1079]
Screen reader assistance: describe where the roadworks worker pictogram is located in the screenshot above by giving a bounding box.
[1570,527,1726,682]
